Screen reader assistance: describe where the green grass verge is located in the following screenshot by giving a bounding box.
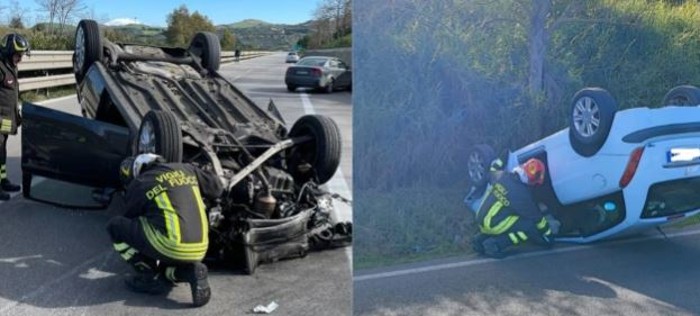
[20,86,76,103]
[670,213,700,229]
[354,186,478,270]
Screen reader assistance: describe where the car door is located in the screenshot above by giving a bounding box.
[22,102,132,189]
[335,60,352,89]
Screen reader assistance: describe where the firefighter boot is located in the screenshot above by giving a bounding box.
[175,262,211,307]
[0,179,20,192]
[125,259,173,295]
[482,238,507,259]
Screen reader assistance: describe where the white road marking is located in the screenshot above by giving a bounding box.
[354,227,700,282]
[0,250,112,314]
[34,94,77,105]
[300,92,353,264]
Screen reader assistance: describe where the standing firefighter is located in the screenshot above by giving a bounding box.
[472,158,553,258]
[107,153,223,307]
[0,33,29,200]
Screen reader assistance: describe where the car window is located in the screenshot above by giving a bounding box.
[642,176,700,218]
[297,58,328,67]
[329,60,339,68]
[552,191,626,238]
[338,61,348,69]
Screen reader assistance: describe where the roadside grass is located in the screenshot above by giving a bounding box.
[21,86,76,103]
[671,213,700,229]
[354,186,478,270]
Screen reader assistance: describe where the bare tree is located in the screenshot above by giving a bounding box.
[8,0,25,28]
[310,0,352,47]
[79,5,109,24]
[57,0,86,34]
[35,0,60,34]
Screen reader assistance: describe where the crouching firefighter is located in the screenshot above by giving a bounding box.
[107,153,223,307]
[472,158,553,258]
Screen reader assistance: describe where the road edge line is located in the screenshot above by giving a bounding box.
[354,227,700,282]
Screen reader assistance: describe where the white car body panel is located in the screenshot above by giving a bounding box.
[468,104,700,243]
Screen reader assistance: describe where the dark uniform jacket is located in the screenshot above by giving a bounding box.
[476,171,542,233]
[0,59,19,135]
[124,163,224,261]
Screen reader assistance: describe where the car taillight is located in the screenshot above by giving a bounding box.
[311,68,322,77]
[619,146,644,188]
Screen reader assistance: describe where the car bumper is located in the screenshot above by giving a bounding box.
[286,76,323,88]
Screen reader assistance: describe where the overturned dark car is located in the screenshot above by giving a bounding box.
[21,20,351,273]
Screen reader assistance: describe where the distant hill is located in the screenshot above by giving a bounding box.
[218,20,312,50]
[105,19,311,50]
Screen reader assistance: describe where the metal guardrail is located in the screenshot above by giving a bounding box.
[18,50,270,92]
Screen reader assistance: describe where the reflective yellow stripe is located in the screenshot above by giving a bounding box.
[121,248,138,261]
[483,201,503,231]
[508,233,518,244]
[155,192,181,243]
[113,242,129,252]
[192,185,209,243]
[544,229,552,236]
[537,217,548,230]
[140,217,207,261]
[1,119,11,132]
[517,231,528,241]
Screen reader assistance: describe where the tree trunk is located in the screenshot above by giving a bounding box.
[528,0,551,97]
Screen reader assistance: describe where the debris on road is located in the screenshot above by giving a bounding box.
[253,301,279,314]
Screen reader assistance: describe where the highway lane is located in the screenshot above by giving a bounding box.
[0,53,352,315]
[354,227,700,315]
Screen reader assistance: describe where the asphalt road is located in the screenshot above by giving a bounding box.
[354,227,700,316]
[0,52,352,315]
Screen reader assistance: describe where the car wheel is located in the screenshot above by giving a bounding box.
[568,88,618,157]
[73,19,102,83]
[325,78,334,93]
[288,115,342,184]
[467,144,496,191]
[287,84,296,92]
[662,85,700,106]
[22,172,31,199]
[189,32,221,73]
[136,110,183,163]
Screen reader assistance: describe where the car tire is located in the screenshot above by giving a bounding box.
[189,32,221,73]
[287,85,296,92]
[662,85,700,106]
[73,19,102,83]
[136,110,183,163]
[288,115,342,184]
[22,172,31,199]
[467,144,496,191]
[568,88,618,157]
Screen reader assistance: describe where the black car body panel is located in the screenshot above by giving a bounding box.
[21,102,130,188]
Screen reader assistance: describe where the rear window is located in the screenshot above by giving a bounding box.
[297,58,327,66]
[642,176,700,218]
[288,52,297,56]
